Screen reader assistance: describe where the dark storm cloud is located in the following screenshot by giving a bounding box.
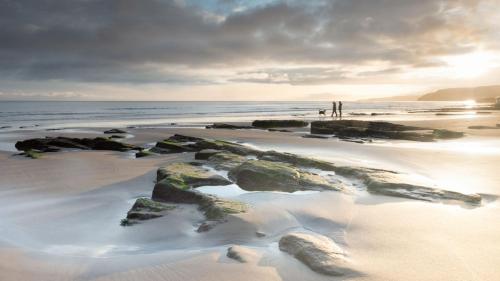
[0,0,496,84]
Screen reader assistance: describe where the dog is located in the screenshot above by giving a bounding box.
[318,109,326,116]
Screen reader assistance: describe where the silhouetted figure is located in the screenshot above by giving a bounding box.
[331,102,337,117]
[338,101,343,118]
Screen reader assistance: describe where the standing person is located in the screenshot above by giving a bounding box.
[338,101,343,118]
[331,101,337,117]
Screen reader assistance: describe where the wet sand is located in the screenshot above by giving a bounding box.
[0,115,499,281]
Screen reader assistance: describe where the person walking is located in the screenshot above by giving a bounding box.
[331,101,337,117]
[338,101,343,118]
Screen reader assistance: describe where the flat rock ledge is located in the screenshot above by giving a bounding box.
[311,120,464,142]
[15,136,141,157]
[279,232,347,276]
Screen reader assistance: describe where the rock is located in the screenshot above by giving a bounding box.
[371,112,395,116]
[155,140,194,153]
[0,126,12,129]
[252,120,309,128]
[103,128,127,134]
[85,137,139,151]
[195,149,222,160]
[312,120,423,133]
[15,136,140,152]
[432,129,464,139]
[125,198,175,221]
[310,120,461,142]
[302,134,329,139]
[279,232,346,276]
[206,123,254,130]
[109,134,125,139]
[152,163,246,223]
[364,170,482,204]
[167,134,205,143]
[258,150,337,171]
[228,160,341,192]
[200,196,248,220]
[339,137,365,144]
[468,125,499,130]
[155,163,232,189]
[191,139,261,156]
[149,147,172,154]
[207,152,247,170]
[152,162,248,221]
[20,149,43,159]
[197,221,218,232]
[15,137,87,151]
[135,150,153,158]
[256,231,266,237]
[226,245,259,263]
[329,165,481,204]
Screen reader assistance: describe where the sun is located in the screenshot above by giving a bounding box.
[442,51,497,78]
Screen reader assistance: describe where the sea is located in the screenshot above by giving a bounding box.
[0,100,476,130]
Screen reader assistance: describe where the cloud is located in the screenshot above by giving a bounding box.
[0,0,498,86]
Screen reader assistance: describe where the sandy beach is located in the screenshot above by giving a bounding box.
[1,107,499,281]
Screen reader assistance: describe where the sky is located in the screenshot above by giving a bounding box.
[0,0,499,101]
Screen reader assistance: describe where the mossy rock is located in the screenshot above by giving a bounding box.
[156,162,232,188]
[104,129,127,134]
[135,150,153,158]
[199,196,248,220]
[22,149,42,159]
[364,171,481,204]
[258,150,337,171]
[155,140,193,152]
[432,129,464,139]
[207,152,247,170]
[229,160,341,192]
[192,139,260,156]
[125,198,176,221]
[195,149,221,160]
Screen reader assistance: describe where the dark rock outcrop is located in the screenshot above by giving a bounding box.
[155,140,194,153]
[468,125,500,130]
[15,137,140,152]
[310,120,463,142]
[167,134,205,143]
[103,129,127,134]
[206,123,254,130]
[302,134,329,139]
[252,120,309,128]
